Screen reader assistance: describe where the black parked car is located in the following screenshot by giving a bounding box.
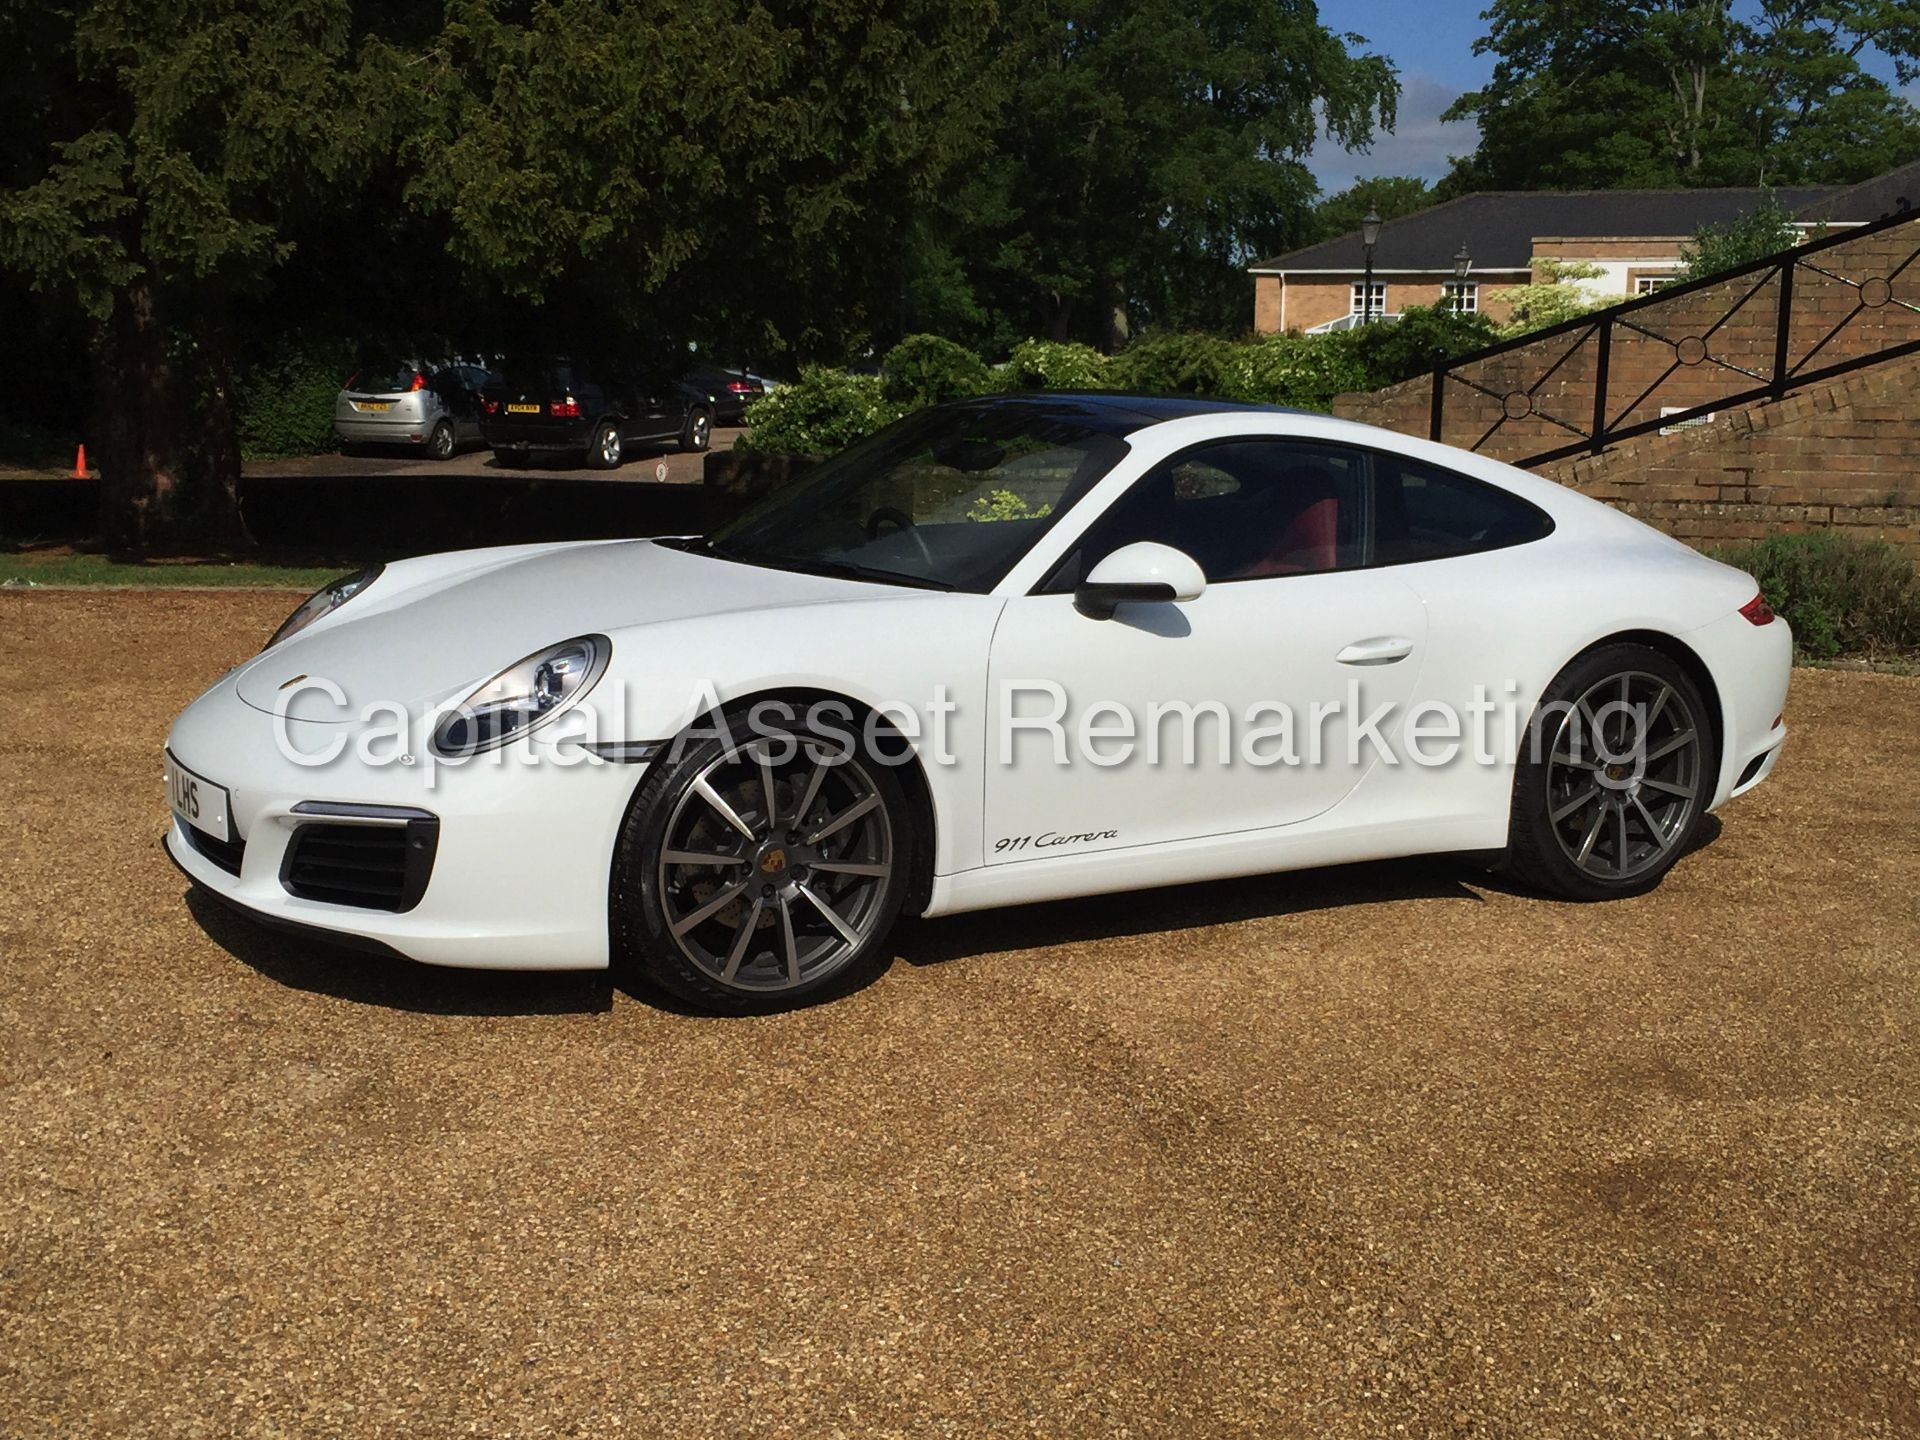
[480,357,715,468]
[682,364,768,425]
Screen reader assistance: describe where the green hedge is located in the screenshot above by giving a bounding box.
[1711,531,1920,659]
[881,333,994,408]
[740,312,1505,456]
[235,345,353,458]
[738,368,905,456]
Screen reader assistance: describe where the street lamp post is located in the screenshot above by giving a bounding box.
[1451,243,1472,313]
[1360,208,1382,325]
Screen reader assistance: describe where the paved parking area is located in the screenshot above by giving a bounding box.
[2,589,1916,1437]
[244,427,745,485]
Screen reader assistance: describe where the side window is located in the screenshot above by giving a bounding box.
[1044,440,1368,589]
[1373,455,1553,564]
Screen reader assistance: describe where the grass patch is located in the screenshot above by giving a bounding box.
[0,552,352,589]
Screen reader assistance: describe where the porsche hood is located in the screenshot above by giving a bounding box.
[235,539,898,721]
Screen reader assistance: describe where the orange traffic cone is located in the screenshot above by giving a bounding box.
[73,444,87,479]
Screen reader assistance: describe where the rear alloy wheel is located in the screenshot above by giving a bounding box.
[426,420,455,461]
[613,714,910,1012]
[681,407,713,453]
[587,420,623,470]
[1506,643,1712,900]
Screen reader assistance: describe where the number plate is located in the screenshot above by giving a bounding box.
[506,402,541,414]
[355,400,392,413]
[165,753,232,844]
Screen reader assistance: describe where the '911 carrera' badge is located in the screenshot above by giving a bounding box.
[759,848,789,875]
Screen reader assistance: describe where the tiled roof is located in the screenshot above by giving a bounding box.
[1253,186,1839,273]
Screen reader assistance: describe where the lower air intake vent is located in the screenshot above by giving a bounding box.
[185,825,246,877]
[281,816,439,912]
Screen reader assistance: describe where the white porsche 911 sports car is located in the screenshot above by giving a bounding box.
[164,394,1791,1010]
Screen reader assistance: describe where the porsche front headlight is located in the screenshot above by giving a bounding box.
[266,566,383,650]
[432,635,611,757]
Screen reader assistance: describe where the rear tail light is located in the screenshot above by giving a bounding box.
[482,398,500,415]
[408,372,427,392]
[727,381,752,393]
[344,371,360,390]
[550,398,582,417]
[1739,592,1776,625]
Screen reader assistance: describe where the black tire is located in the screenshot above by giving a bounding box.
[611,707,912,1013]
[426,420,455,461]
[586,419,623,470]
[1505,641,1714,900]
[680,407,713,454]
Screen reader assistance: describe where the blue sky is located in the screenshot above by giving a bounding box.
[1306,0,1492,193]
[1306,0,1917,194]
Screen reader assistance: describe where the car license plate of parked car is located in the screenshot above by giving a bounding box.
[506,402,540,414]
[355,400,392,412]
[165,753,232,844]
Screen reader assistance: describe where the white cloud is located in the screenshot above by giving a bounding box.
[1309,73,1479,191]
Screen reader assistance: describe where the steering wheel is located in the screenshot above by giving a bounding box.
[865,506,935,568]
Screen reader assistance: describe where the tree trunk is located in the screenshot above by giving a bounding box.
[96,272,179,554]
[196,319,253,550]
[1102,275,1130,353]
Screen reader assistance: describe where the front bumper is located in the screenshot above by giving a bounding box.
[164,668,647,969]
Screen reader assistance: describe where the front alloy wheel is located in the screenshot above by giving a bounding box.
[614,715,910,1010]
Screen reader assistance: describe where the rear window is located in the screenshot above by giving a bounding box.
[494,359,594,391]
[347,362,426,394]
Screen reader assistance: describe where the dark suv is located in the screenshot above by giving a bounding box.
[480,357,715,468]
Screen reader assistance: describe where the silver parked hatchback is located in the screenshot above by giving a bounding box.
[333,360,496,459]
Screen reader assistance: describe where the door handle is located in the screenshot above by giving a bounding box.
[1336,636,1415,665]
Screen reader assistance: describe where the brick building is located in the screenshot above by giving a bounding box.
[1248,171,1920,335]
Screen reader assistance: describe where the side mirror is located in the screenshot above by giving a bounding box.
[1074,541,1206,620]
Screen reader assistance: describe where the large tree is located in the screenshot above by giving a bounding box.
[920,0,1399,349]
[0,0,416,549]
[1311,175,1432,242]
[1442,0,1920,193]
[0,0,1001,549]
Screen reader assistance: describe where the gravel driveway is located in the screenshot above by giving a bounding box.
[3,590,1916,1438]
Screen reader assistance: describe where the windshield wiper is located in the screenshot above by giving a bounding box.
[694,539,955,591]
[788,557,957,591]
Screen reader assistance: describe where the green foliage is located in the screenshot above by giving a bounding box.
[881,334,994,409]
[736,368,904,456]
[1345,305,1502,384]
[1491,260,1606,337]
[1001,340,1112,391]
[235,346,352,459]
[965,489,1053,523]
[1441,0,1920,193]
[1221,335,1371,409]
[1312,177,1433,243]
[1677,192,1799,281]
[1709,531,1920,659]
[1107,333,1240,396]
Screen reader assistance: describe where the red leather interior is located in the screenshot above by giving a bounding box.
[1250,468,1340,575]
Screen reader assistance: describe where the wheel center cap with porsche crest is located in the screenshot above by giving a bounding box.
[758,846,789,875]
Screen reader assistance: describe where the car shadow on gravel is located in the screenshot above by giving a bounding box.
[889,855,1499,968]
[886,822,1720,968]
[185,888,614,1017]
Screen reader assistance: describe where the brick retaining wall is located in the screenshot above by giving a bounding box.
[1332,218,1920,557]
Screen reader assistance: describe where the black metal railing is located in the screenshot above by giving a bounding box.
[1424,202,1920,466]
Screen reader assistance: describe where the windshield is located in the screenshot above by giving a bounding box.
[704,402,1130,592]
